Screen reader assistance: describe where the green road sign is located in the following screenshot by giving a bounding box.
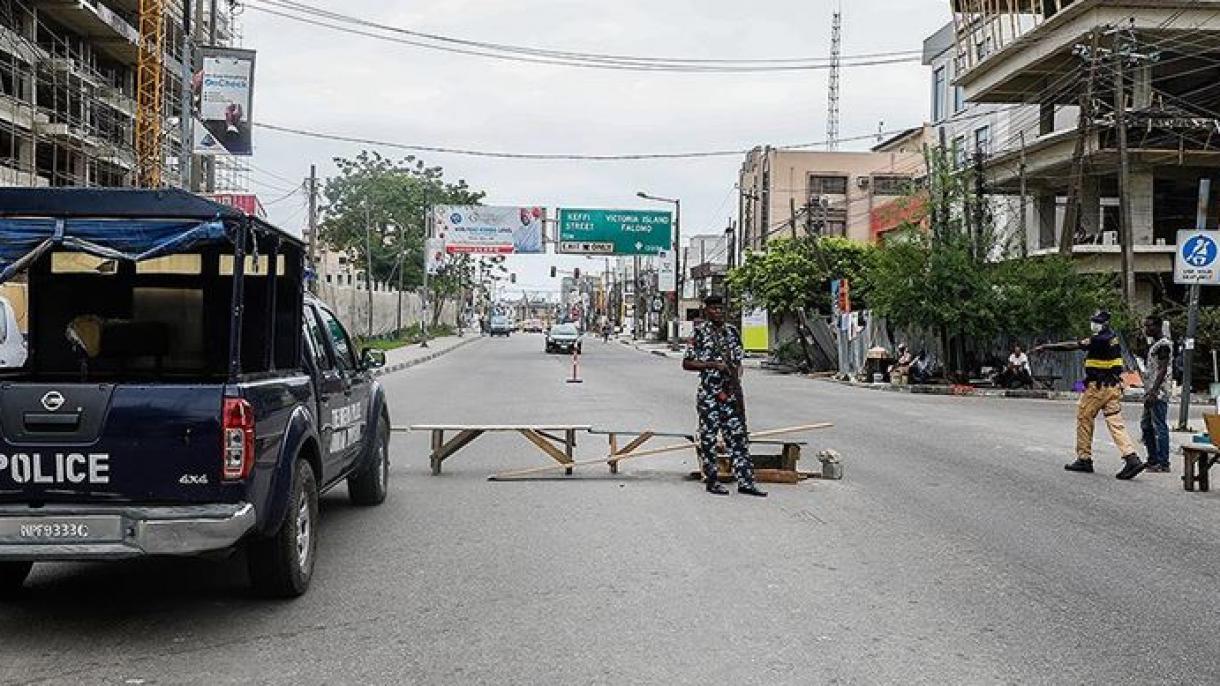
[556,208,673,255]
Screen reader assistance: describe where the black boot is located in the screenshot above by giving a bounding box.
[737,484,768,497]
[706,481,729,495]
[1115,454,1146,480]
[1064,458,1094,473]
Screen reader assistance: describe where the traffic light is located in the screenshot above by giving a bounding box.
[550,266,557,278]
[573,268,581,280]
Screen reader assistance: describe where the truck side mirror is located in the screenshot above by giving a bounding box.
[360,347,386,370]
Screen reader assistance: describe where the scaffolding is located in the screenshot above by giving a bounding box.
[135,0,164,187]
[0,0,239,190]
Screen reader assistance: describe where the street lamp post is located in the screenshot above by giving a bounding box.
[637,191,680,341]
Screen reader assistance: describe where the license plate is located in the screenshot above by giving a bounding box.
[0,516,123,543]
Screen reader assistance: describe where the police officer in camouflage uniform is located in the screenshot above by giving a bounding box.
[682,295,767,497]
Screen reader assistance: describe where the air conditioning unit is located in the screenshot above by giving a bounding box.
[1101,231,1118,246]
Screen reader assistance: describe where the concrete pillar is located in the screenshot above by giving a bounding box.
[1037,191,1058,249]
[1129,169,1154,245]
[1080,176,1101,238]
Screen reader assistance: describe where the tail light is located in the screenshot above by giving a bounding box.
[222,398,255,481]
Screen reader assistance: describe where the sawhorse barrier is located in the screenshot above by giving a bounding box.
[403,425,593,475]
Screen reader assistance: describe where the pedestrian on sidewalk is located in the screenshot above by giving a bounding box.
[1140,316,1173,473]
[682,294,766,497]
[1034,310,1146,480]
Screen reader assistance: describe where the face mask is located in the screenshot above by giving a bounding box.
[1090,322,1104,334]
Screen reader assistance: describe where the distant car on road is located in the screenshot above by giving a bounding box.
[545,323,582,355]
[489,315,512,337]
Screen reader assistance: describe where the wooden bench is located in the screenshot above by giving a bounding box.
[404,425,593,476]
[1181,443,1219,492]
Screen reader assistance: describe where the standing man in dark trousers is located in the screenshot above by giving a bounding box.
[682,295,766,497]
[1140,316,1173,473]
[1034,310,1145,480]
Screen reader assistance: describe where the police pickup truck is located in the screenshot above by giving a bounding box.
[0,189,391,598]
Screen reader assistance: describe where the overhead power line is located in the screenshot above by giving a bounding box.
[254,121,917,161]
[243,0,922,73]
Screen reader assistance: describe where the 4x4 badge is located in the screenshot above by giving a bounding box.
[40,391,65,412]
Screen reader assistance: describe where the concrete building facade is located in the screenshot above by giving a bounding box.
[948,0,1220,305]
[737,129,930,251]
[0,0,244,189]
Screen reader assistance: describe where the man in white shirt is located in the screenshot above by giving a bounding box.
[999,343,1033,389]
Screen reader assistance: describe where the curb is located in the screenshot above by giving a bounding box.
[819,377,1209,405]
[373,337,479,378]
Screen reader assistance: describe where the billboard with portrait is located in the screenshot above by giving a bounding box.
[432,205,545,254]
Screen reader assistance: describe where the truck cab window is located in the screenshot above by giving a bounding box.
[318,308,356,371]
[303,309,332,371]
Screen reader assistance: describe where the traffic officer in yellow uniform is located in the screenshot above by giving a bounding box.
[1034,310,1146,480]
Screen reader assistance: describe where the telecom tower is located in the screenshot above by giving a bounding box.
[826,4,842,152]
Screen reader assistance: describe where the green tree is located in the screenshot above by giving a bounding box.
[865,145,1115,367]
[320,150,484,287]
[727,236,875,317]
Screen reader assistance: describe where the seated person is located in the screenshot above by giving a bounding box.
[888,343,914,382]
[995,343,1034,389]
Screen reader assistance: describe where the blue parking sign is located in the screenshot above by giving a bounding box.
[1175,230,1220,285]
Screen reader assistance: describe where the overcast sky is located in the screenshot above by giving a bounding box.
[242,0,950,297]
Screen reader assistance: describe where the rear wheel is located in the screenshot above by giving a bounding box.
[348,419,389,506]
[248,459,318,598]
[0,561,32,599]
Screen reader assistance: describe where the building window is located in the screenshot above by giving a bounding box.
[954,86,964,114]
[809,175,848,195]
[873,175,913,196]
[932,66,946,122]
[974,125,991,156]
[953,135,967,168]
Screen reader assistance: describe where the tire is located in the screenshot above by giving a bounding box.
[0,561,32,599]
[348,419,389,506]
[248,459,319,598]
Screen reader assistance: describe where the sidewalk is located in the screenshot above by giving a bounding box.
[375,335,479,377]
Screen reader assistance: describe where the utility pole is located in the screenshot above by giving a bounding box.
[364,204,374,338]
[1019,131,1028,257]
[420,205,431,348]
[1114,29,1136,307]
[306,163,318,291]
[396,235,405,335]
[826,2,842,151]
[1178,178,1212,431]
[178,0,193,191]
[205,0,219,192]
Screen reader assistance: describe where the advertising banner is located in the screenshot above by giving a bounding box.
[556,208,672,255]
[425,238,448,275]
[742,307,769,353]
[433,205,545,254]
[193,47,256,156]
[657,250,676,292]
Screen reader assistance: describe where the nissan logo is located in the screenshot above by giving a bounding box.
[41,391,65,412]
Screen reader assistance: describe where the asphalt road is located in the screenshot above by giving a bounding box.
[3,334,1219,685]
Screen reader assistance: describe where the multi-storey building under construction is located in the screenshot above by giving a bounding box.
[0,0,244,189]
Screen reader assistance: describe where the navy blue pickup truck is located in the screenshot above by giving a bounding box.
[0,189,391,598]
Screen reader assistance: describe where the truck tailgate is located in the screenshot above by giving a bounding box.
[0,383,231,504]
